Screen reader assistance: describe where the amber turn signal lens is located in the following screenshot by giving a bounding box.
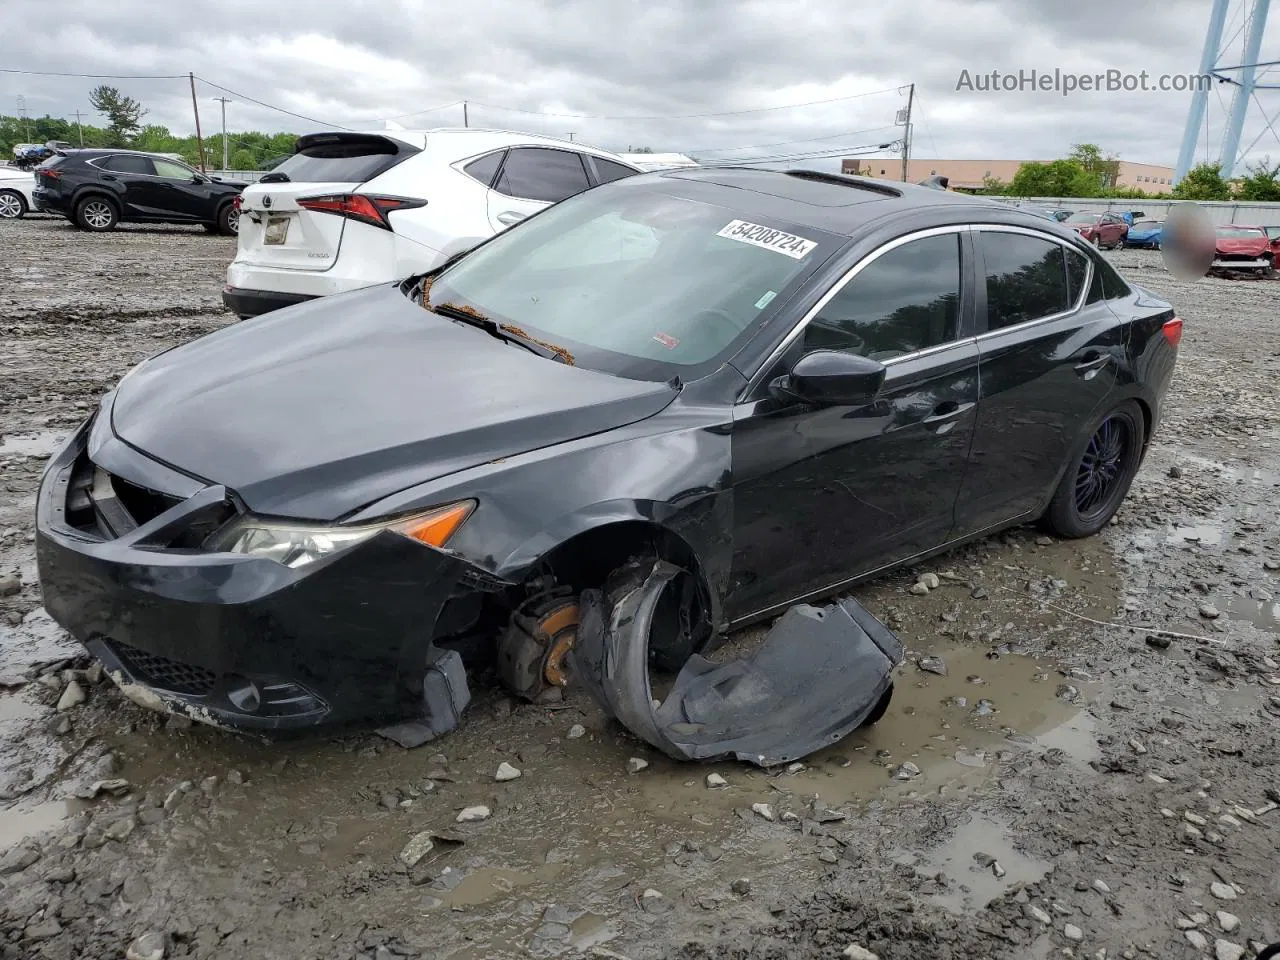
[395,501,475,547]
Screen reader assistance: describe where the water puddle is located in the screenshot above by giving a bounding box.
[431,865,562,908]
[908,813,1052,914]
[1222,595,1279,633]
[0,607,79,675]
[0,799,77,851]
[0,430,66,458]
[0,690,47,725]
[1162,522,1223,545]
[636,643,1092,816]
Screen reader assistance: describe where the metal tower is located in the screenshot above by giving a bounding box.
[1174,0,1276,183]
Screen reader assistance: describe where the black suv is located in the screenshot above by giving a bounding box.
[32,150,246,234]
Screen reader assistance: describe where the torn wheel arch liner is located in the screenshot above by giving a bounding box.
[572,558,904,767]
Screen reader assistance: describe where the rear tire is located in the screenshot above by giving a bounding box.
[75,196,117,232]
[0,189,26,219]
[216,202,239,237]
[1042,401,1145,538]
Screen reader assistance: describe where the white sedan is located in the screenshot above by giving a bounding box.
[0,166,36,219]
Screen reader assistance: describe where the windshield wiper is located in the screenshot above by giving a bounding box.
[429,301,572,364]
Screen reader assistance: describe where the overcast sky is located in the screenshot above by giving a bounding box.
[5,0,1280,171]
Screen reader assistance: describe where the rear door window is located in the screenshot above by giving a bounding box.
[1064,247,1090,304]
[981,232,1071,330]
[494,148,591,203]
[101,155,155,175]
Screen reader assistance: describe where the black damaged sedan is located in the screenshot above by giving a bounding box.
[36,167,1180,732]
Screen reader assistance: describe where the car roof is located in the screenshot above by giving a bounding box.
[61,148,189,160]
[306,127,639,168]
[650,167,1067,239]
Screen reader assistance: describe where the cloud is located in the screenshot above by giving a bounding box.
[4,0,1278,170]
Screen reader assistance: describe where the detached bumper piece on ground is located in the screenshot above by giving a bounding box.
[572,560,905,767]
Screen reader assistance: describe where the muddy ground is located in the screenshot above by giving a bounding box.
[0,217,1277,960]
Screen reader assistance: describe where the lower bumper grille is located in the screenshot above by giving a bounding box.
[107,640,218,696]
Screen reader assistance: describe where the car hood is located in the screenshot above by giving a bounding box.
[1216,238,1269,255]
[110,284,679,520]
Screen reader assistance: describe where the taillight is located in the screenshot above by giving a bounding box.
[40,169,61,180]
[1162,317,1183,347]
[295,194,425,230]
[232,195,241,210]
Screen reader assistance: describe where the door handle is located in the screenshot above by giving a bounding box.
[1073,352,1110,379]
[922,400,975,435]
[101,175,117,181]
[496,211,526,226]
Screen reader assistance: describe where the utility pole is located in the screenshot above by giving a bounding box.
[462,101,469,128]
[189,73,206,173]
[17,95,30,141]
[211,96,232,170]
[72,110,85,147]
[567,132,575,142]
[898,83,915,182]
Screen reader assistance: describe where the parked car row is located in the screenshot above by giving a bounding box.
[224,128,644,317]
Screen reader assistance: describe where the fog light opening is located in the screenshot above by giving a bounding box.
[226,676,262,713]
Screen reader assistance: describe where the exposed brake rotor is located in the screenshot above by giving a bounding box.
[496,592,580,700]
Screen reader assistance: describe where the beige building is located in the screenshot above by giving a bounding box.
[841,158,1177,194]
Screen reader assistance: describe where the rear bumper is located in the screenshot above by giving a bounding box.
[35,417,481,733]
[31,188,67,215]
[222,284,317,318]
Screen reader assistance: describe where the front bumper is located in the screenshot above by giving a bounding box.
[1211,257,1271,270]
[222,285,318,319]
[36,417,480,732]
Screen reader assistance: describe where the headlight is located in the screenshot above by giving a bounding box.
[207,500,475,568]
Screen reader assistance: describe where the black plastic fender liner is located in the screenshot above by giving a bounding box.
[573,560,905,767]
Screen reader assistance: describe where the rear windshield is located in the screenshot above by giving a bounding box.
[1132,220,1161,230]
[265,137,414,183]
[426,181,843,382]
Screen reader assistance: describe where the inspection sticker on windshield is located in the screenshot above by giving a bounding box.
[717,220,817,259]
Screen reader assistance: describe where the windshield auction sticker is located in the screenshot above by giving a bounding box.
[717,220,817,259]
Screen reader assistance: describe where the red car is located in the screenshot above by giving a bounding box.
[1063,211,1129,249]
[1212,225,1275,272]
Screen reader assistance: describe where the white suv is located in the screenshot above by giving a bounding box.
[223,128,641,318]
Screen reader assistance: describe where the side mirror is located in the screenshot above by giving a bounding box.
[771,350,886,406]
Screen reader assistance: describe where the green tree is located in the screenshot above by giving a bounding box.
[1008,160,1097,198]
[89,85,147,146]
[1235,159,1280,202]
[1067,143,1121,191]
[229,148,258,170]
[980,174,1010,195]
[1173,162,1231,201]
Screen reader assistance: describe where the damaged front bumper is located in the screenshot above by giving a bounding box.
[573,560,904,767]
[35,418,486,733]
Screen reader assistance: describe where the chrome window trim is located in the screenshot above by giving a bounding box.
[972,224,1092,341]
[744,224,971,394]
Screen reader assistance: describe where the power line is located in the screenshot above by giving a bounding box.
[683,124,898,155]
[465,85,903,121]
[192,76,351,131]
[0,68,185,79]
[695,140,901,167]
